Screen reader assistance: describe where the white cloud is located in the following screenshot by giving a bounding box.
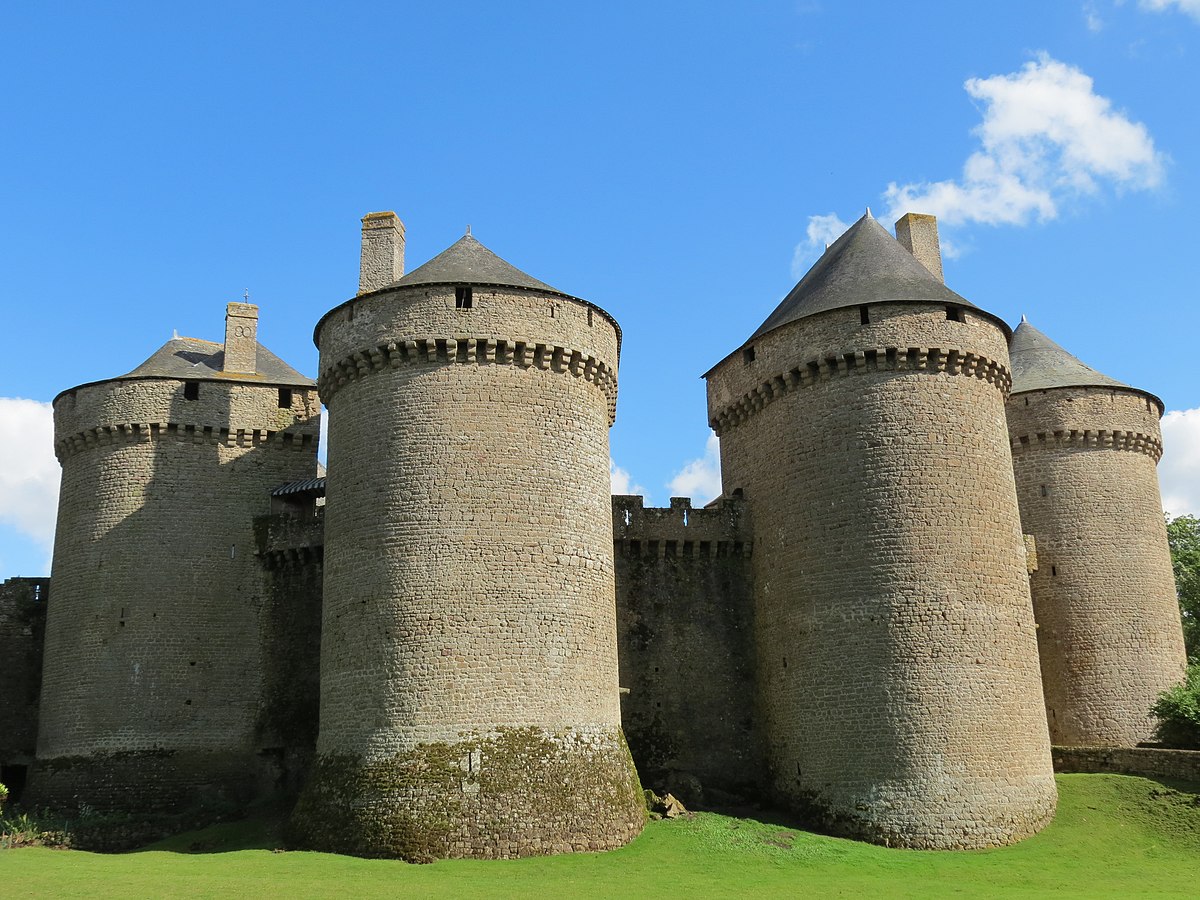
[792,212,851,279]
[1140,0,1200,21]
[1084,2,1105,31]
[883,54,1164,228]
[0,398,60,564]
[610,458,646,497]
[1160,407,1200,517]
[667,432,722,506]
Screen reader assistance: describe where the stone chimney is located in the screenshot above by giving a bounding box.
[894,213,944,283]
[223,302,258,374]
[359,211,405,295]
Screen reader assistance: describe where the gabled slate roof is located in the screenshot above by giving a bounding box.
[1008,320,1130,395]
[122,337,315,386]
[751,213,974,340]
[388,234,566,295]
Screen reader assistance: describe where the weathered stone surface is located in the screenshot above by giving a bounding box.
[0,577,48,800]
[301,264,643,858]
[706,299,1057,849]
[613,495,763,804]
[29,350,320,813]
[1008,384,1187,747]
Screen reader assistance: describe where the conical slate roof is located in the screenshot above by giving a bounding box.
[1008,320,1130,395]
[122,337,314,386]
[751,213,974,340]
[388,233,567,296]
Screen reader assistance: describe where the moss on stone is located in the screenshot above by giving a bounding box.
[288,727,644,862]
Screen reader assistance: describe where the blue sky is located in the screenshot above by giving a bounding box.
[3,1,1200,577]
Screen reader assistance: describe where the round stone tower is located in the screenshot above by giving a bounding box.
[31,303,320,812]
[704,212,1056,849]
[1007,320,1186,747]
[291,214,643,861]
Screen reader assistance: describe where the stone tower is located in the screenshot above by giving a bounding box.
[290,213,643,860]
[704,212,1056,849]
[1007,320,1186,747]
[30,304,320,811]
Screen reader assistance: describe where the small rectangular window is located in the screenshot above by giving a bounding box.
[278,388,292,409]
[743,346,756,364]
[455,287,473,309]
[859,305,870,324]
[184,381,200,401]
[946,306,965,322]
[587,308,594,326]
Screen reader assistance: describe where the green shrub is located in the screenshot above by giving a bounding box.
[1151,661,1200,749]
[0,782,8,812]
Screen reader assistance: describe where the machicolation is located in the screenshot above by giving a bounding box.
[3,208,1187,860]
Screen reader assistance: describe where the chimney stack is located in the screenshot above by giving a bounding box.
[359,211,405,295]
[223,302,258,374]
[894,213,944,283]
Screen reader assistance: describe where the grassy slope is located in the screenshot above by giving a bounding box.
[4,775,1199,899]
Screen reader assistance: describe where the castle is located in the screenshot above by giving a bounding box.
[0,209,1187,858]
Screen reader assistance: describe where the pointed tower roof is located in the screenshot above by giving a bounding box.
[750,213,977,340]
[388,233,568,296]
[1008,320,1141,397]
[55,335,314,403]
[122,337,314,385]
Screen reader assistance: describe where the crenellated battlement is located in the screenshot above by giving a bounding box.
[1010,428,1164,462]
[318,334,618,422]
[54,421,317,462]
[612,495,752,558]
[709,345,1011,434]
[255,510,326,569]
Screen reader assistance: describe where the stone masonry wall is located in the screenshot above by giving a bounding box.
[293,283,643,860]
[706,301,1056,849]
[0,577,49,799]
[255,510,326,798]
[1052,746,1200,783]
[31,376,319,813]
[1007,386,1186,747]
[613,495,761,806]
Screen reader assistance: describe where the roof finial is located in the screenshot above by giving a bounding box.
[243,289,250,302]
[824,242,830,252]
[466,224,472,236]
[172,328,179,339]
[865,206,873,218]
[1020,314,1028,324]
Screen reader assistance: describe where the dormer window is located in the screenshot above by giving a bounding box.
[455,287,473,309]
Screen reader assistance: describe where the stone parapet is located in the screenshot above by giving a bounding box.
[1052,746,1200,783]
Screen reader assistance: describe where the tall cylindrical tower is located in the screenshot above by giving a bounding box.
[30,304,320,812]
[705,213,1056,849]
[1007,320,1186,746]
[291,216,643,861]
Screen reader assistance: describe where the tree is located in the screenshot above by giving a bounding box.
[1165,514,1200,659]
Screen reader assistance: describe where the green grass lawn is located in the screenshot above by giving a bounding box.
[4,774,1198,898]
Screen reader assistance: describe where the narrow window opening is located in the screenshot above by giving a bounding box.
[549,302,556,318]
[682,509,689,527]
[1040,484,1048,497]
[183,381,200,401]
[587,308,594,326]
[946,305,964,322]
[859,305,870,324]
[782,657,788,670]
[1051,565,1058,577]
[623,509,631,526]
[743,345,756,364]
[277,387,292,409]
[1025,397,1030,406]
[455,286,473,309]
